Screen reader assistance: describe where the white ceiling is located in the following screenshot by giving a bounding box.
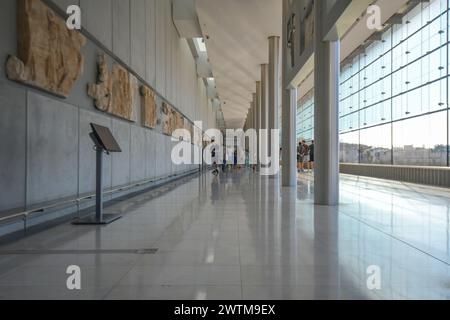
[196,0,282,129]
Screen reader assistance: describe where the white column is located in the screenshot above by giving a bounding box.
[260,64,269,131]
[314,2,340,205]
[281,0,296,187]
[252,93,257,130]
[282,87,297,186]
[256,82,261,132]
[268,36,280,176]
[251,96,257,165]
[255,84,261,170]
[245,106,251,150]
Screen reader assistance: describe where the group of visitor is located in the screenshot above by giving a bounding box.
[211,140,243,176]
[297,140,314,173]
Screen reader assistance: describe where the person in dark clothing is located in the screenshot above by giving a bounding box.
[309,140,315,171]
[301,140,309,172]
[211,139,220,175]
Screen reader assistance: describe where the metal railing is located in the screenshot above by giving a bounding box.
[340,163,450,188]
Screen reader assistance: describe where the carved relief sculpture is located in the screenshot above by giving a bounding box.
[175,112,184,131]
[140,85,157,129]
[6,0,86,97]
[170,109,177,136]
[87,53,137,122]
[161,102,172,135]
[304,9,315,49]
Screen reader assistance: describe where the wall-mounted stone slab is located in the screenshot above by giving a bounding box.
[304,9,315,50]
[161,101,173,136]
[170,108,177,136]
[6,0,86,98]
[175,111,184,131]
[88,53,138,122]
[140,85,157,129]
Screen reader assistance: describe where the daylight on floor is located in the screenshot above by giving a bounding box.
[0,0,449,309]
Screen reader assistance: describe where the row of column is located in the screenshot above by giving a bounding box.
[280,0,340,205]
[245,36,280,172]
[245,0,340,206]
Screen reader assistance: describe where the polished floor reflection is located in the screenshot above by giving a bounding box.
[0,170,449,300]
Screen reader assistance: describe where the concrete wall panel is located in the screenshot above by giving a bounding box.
[145,0,157,87]
[112,0,131,65]
[130,125,147,182]
[155,0,166,96]
[80,0,112,50]
[52,0,79,11]
[165,0,173,103]
[111,119,131,187]
[0,82,27,212]
[27,92,79,206]
[156,134,165,177]
[131,0,147,79]
[146,130,157,179]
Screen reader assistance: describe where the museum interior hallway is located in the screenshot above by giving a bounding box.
[0,169,448,300]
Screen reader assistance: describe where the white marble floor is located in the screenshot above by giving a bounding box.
[0,170,449,300]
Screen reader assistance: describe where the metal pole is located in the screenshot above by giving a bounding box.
[96,147,104,222]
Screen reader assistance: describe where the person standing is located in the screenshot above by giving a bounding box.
[222,148,227,172]
[300,140,309,173]
[211,139,220,175]
[297,142,302,172]
[309,140,315,171]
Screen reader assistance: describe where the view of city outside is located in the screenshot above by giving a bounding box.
[297,0,450,167]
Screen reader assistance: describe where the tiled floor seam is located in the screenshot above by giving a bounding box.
[340,210,450,267]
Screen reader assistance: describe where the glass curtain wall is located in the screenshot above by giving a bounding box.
[297,90,314,142]
[297,0,450,167]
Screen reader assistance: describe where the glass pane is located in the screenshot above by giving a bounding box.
[393,111,448,166]
[340,131,359,163]
[360,124,392,164]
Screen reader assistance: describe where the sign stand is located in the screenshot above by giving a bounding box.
[73,124,122,225]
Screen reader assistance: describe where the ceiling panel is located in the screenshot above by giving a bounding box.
[196,0,282,129]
